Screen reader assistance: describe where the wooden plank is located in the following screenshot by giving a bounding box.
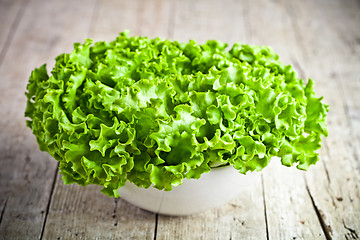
[43,178,156,240]
[0,0,25,64]
[262,161,326,239]
[287,0,360,238]
[157,174,267,240]
[155,0,267,239]
[42,0,173,238]
[0,0,97,239]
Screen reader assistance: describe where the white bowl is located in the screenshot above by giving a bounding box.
[118,165,259,216]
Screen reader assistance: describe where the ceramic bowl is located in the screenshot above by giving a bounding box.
[118,165,259,216]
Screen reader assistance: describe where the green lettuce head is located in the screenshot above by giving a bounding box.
[25,31,328,197]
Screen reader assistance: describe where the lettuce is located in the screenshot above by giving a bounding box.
[25,31,328,197]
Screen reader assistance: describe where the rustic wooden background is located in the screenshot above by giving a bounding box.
[0,0,359,239]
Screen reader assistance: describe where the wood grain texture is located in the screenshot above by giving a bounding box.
[156,174,267,240]
[262,161,326,240]
[43,178,156,240]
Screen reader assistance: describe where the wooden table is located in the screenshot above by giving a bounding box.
[0,0,359,239]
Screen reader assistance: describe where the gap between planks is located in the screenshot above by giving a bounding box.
[0,198,9,226]
[261,175,269,240]
[167,0,176,39]
[153,214,159,240]
[304,177,332,240]
[40,165,59,240]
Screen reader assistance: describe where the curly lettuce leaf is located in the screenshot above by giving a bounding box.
[25,32,329,197]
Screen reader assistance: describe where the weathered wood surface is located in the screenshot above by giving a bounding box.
[0,0,359,239]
